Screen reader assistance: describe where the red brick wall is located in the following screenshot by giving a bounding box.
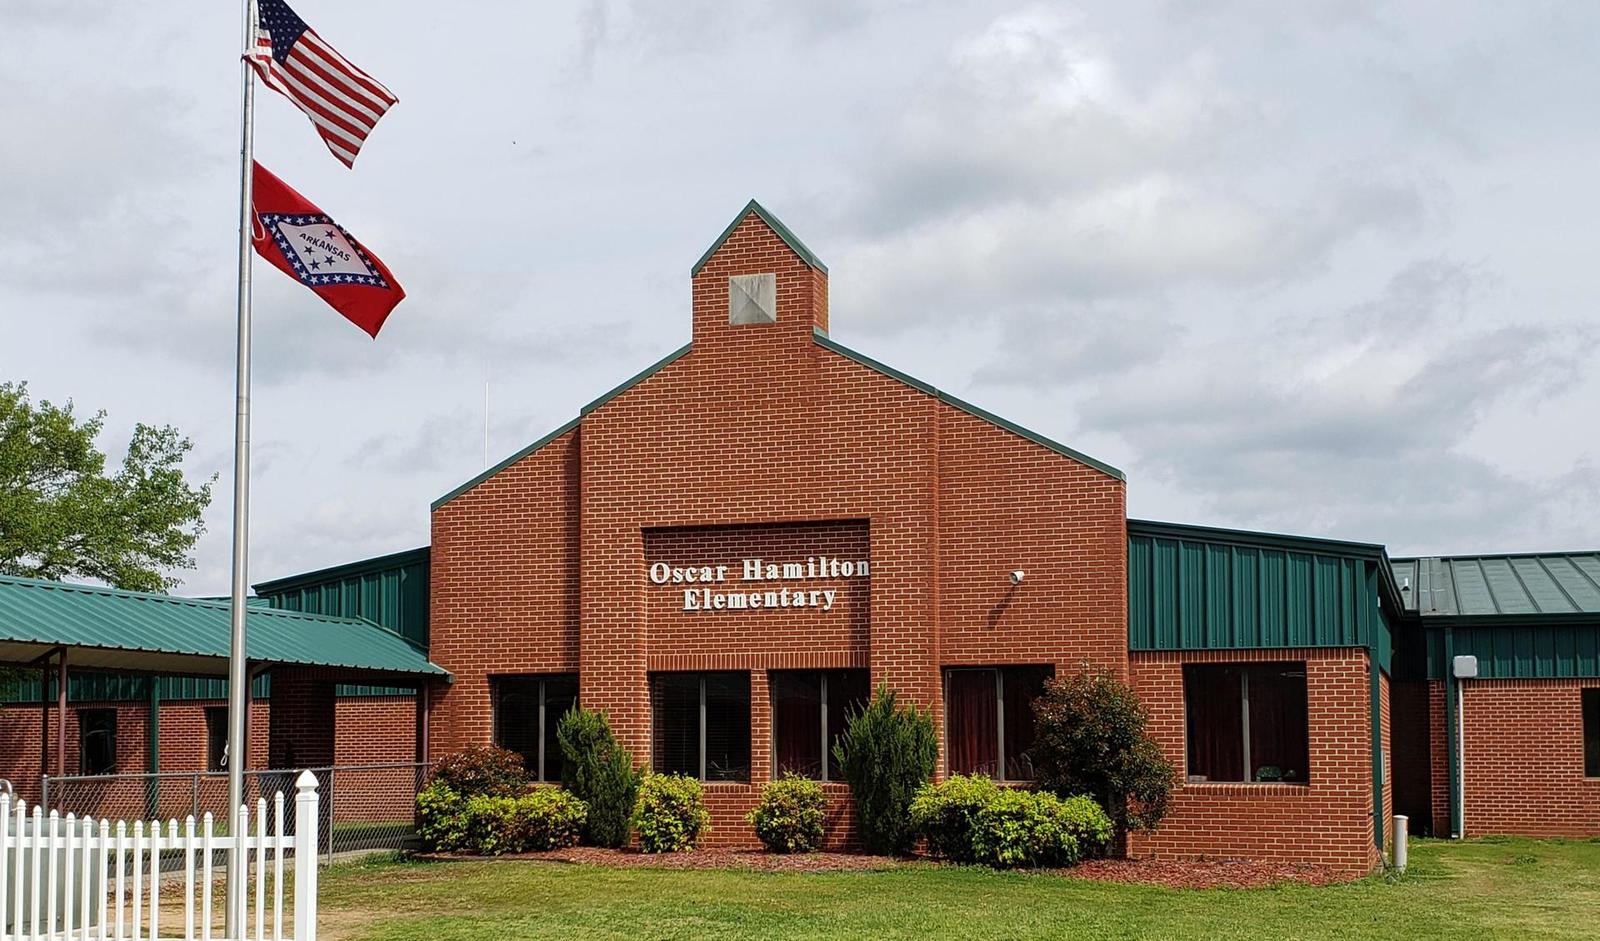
[1127,648,1379,875]
[428,211,1128,849]
[1458,678,1600,837]
[1389,679,1433,832]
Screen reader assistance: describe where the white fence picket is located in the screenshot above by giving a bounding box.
[0,774,318,941]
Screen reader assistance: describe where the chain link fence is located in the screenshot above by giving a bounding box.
[39,762,431,866]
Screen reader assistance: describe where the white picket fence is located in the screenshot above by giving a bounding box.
[0,771,319,941]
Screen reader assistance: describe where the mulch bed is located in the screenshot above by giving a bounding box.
[414,848,1353,886]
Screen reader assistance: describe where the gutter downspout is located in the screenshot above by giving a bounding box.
[1443,626,1462,838]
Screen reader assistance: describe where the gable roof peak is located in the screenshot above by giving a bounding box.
[691,199,828,276]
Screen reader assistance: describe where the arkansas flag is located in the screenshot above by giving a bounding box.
[250,161,404,337]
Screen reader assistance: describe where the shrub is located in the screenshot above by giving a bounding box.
[447,789,589,856]
[557,706,643,848]
[634,773,711,853]
[968,790,1112,869]
[1030,664,1177,833]
[831,685,938,855]
[416,780,470,852]
[429,744,528,798]
[747,774,827,853]
[908,774,1001,862]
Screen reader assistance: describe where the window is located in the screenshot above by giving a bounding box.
[206,706,229,771]
[492,674,579,782]
[1184,662,1310,784]
[78,709,117,775]
[943,666,1054,780]
[1584,689,1599,778]
[651,672,751,782]
[770,670,870,780]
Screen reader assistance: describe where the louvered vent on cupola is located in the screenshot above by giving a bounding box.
[728,272,777,325]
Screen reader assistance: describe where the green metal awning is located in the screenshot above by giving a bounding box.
[0,575,448,680]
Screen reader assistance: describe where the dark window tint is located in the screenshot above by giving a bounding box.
[1584,689,1599,778]
[771,669,870,781]
[1184,662,1310,783]
[944,666,1053,780]
[651,672,751,782]
[79,709,117,775]
[206,707,228,772]
[491,674,579,782]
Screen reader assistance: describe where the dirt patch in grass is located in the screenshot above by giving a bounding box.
[1062,857,1354,889]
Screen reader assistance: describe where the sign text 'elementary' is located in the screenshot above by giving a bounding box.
[648,556,869,613]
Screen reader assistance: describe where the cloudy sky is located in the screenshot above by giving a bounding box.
[4,1,1598,594]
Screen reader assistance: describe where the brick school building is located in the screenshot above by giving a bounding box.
[5,202,1597,873]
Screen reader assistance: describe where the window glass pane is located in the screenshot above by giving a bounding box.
[79,710,117,776]
[542,675,579,784]
[1002,665,1054,780]
[492,677,541,776]
[946,669,998,776]
[652,674,701,778]
[1583,689,1600,778]
[771,672,823,779]
[1247,664,1310,783]
[206,707,228,772]
[1185,665,1244,781]
[703,672,751,782]
[826,669,871,782]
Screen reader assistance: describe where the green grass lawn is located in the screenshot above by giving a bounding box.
[318,837,1600,941]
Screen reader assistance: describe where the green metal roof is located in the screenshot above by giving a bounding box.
[1392,554,1600,616]
[0,575,447,679]
[690,200,827,276]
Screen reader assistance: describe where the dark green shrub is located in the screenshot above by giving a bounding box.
[1031,664,1177,833]
[416,780,470,852]
[831,685,938,855]
[634,773,710,853]
[968,790,1112,869]
[557,706,642,848]
[428,744,528,798]
[908,773,1001,862]
[747,774,827,853]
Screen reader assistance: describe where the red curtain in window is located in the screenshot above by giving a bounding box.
[946,670,998,776]
[1247,666,1310,782]
[772,672,823,778]
[1184,665,1243,781]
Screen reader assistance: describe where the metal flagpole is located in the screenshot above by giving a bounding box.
[226,0,257,935]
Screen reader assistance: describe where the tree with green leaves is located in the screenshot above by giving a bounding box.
[0,381,214,593]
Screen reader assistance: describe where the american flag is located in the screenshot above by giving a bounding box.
[246,0,397,168]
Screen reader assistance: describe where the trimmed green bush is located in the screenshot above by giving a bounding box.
[832,686,938,855]
[747,774,827,853]
[416,780,470,852]
[557,706,643,848]
[1031,664,1177,833]
[908,773,1002,862]
[417,783,588,855]
[634,773,711,853]
[462,789,588,855]
[969,790,1112,869]
[428,744,528,798]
